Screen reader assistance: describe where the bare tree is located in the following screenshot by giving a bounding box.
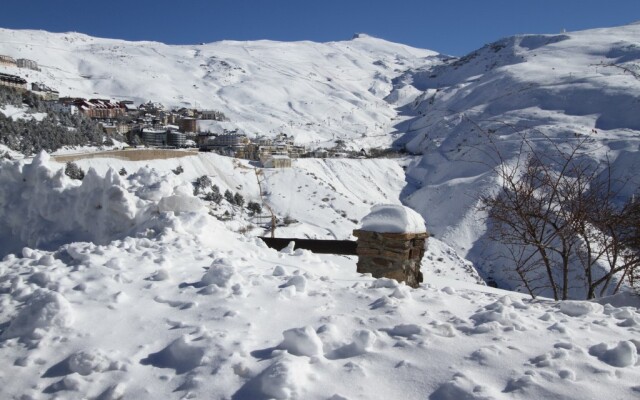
[480,132,639,300]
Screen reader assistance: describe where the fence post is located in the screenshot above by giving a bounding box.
[353,205,429,288]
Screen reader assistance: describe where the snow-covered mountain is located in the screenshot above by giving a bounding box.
[0,28,440,148]
[2,24,640,398]
[394,23,640,295]
[2,24,639,294]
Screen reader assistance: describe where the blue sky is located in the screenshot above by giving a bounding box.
[1,1,638,55]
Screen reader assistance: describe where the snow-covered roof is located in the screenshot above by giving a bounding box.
[359,204,426,234]
[141,128,166,134]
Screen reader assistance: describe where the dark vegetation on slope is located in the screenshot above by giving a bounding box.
[0,86,122,156]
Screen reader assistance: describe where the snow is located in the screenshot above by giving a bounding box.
[0,104,23,119]
[1,23,640,399]
[0,27,440,149]
[359,204,426,233]
[0,144,23,160]
[0,104,47,121]
[280,326,324,357]
[0,288,74,340]
[0,152,638,399]
[0,151,150,254]
[396,23,640,298]
[589,341,638,368]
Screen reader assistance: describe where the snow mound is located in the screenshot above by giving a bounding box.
[279,275,307,293]
[359,204,427,234]
[272,265,286,276]
[258,354,310,399]
[325,329,377,359]
[430,372,494,400]
[200,258,241,288]
[157,195,203,213]
[382,323,424,338]
[559,301,604,317]
[1,289,74,340]
[280,326,324,357]
[68,350,117,376]
[369,277,401,288]
[0,153,210,257]
[469,296,527,333]
[589,341,638,367]
[140,336,205,374]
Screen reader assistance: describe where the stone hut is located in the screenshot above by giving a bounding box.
[353,205,429,288]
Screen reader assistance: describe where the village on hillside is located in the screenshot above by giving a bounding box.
[1,54,395,167]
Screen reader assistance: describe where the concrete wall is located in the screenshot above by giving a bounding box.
[53,149,199,163]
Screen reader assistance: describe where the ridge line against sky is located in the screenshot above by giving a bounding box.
[1,0,639,56]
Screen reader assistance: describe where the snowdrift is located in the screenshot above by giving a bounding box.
[0,195,638,398]
[0,151,206,256]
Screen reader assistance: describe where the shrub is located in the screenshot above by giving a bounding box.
[233,192,245,207]
[224,189,234,203]
[65,161,85,180]
[193,175,212,195]
[205,184,222,204]
[247,201,262,215]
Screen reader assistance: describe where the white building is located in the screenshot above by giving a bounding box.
[262,154,292,168]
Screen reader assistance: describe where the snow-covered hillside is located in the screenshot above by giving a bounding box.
[394,23,640,296]
[0,29,440,148]
[0,150,481,285]
[0,154,638,399]
[1,23,640,398]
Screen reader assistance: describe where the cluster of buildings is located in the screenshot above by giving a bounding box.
[56,98,218,147]
[0,55,40,71]
[1,55,59,100]
[198,132,308,168]
[1,53,357,168]
[0,55,55,98]
[30,82,59,101]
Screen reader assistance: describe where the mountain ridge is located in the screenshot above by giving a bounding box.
[0,27,439,149]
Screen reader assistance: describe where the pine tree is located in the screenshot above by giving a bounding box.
[233,192,245,207]
[247,201,262,215]
[193,175,212,195]
[224,189,234,203]
[205,184,222,204]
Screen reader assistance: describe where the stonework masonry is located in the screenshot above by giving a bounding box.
[353,229,429,288]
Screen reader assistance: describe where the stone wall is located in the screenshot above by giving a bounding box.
[353,230,428,288]
[52,149,199,163]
